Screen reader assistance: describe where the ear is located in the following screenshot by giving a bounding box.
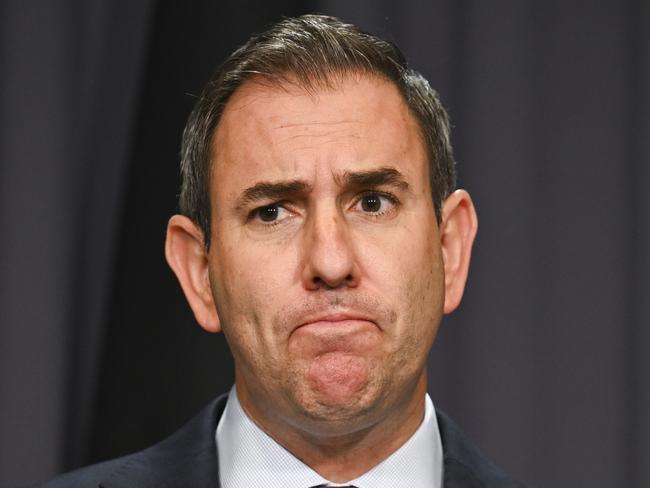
[439,190,478,314]
[165,215,221,333]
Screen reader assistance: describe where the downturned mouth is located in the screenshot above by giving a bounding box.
[297,313,376,329]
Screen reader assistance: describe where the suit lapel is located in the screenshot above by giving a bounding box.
[99,395,228,488]
[437,410,481,488]
[437,409,521,488]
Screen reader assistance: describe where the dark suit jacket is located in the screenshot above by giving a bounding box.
[36,394,526,487]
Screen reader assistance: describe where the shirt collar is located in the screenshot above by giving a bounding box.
[216,386,443,488]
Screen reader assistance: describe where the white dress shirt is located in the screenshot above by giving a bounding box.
[216,386,443,488]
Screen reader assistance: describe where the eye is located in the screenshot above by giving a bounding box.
[355,192,397,216]
[250,203,290,224]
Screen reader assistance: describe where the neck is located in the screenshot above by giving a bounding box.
[236,373,428,483]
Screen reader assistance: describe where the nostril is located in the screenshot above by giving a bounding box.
[310,273,356,289]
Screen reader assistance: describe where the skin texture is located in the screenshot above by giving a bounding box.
[165,74,478,481]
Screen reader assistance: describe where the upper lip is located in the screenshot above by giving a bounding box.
[297,312,375,328]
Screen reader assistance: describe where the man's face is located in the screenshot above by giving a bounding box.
[208,75,445,435]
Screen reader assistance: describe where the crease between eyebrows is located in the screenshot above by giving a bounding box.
[235,166,410,210]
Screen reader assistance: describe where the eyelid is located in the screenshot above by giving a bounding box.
[356,189,399,203]
[247,201,295,227]
[351,190,400,215]
[246,190,400,226]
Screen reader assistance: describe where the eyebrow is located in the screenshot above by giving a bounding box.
[335,167,410,191]
[236,180,312,210]
[235,166,410,209]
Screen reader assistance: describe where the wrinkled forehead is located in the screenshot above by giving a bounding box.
[218,74,422,156]
[212,73,426,162]
[206,74,431,214]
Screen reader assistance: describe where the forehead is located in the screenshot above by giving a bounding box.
[210,74,428,198]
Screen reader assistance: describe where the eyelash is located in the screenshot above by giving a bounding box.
[248,191,400,227]
[248,202,291,228]
[355,191,399,216]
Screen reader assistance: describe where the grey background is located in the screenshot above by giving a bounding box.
[1,1,648,487]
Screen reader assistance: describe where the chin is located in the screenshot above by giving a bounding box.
[293,392,384,440]
[291,355,385,425]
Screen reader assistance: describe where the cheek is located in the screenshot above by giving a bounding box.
[358,222,444,339]
[214,232,290,300]
[405,229,444,315]
[210,238,298,349]
[358,219,442,291]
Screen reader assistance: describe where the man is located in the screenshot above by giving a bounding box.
[39,14,525,488]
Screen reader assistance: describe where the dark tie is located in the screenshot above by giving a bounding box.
[309,485,358,488]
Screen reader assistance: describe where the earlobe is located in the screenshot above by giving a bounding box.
[165,215,222,333]
[439,190,478,314]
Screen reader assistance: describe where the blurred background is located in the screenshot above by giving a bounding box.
[1,1,648,486]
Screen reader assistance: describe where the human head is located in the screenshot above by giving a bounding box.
[165,15,477,478]
[179,14,456,247]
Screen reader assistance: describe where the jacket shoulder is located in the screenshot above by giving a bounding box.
[33,456,130,488]
[437,410,528,488]
[33,394,228,488]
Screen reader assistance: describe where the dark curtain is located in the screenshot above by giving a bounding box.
[1,1,647,487]
[1,0,154,485]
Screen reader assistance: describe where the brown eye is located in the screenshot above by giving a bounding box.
[353,192,399,218]
[361,194,382,212]
[259,205,280,222]
[250,203,291,225]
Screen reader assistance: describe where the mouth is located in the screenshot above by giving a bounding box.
[289,311,382,357]
[296,312,377,331]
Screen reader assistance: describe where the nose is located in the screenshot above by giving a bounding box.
[301,206,359,290]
